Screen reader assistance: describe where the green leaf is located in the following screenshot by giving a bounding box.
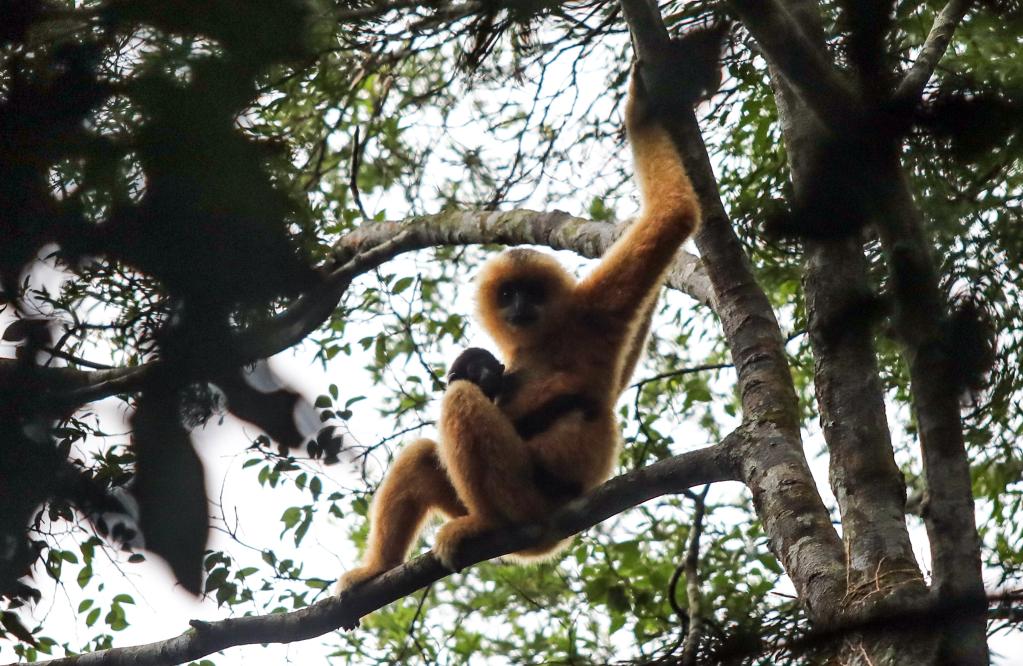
[392,276,414,294]
[281,507,302,530]
[77,565,93,589]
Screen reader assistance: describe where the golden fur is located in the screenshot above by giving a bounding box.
[337,73,700,591]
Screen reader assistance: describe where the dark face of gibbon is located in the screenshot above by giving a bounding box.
[476,249,575,354]
[496,278,548,328]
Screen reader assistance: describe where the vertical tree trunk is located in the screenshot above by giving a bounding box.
[761,0,989,662]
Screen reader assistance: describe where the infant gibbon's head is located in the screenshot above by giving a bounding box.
[475,248,575,353]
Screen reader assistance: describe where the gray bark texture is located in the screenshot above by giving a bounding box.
[772,55,936,666]
[623,0,847,627]
[747,0,987,662]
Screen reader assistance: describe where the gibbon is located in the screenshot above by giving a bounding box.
[337,65,701,591]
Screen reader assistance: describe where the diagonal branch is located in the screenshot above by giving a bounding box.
[23,439,740,666]
[893,0,974,107]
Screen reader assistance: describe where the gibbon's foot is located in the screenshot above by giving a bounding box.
[433,516,488,573]
[335,568,381,630]
[335,565,384,595]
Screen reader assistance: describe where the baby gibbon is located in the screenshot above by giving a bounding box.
[337,64,701,591]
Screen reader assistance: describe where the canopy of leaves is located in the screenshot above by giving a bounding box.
[0,0,1021,664]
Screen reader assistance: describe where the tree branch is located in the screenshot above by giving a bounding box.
[758,3,984,656]
[726,0,863,127]
[334,0,482,24]
[731,421,847,623]
[331,210,715,307]
[619,0,670,56]
[680,486,709,666]
[893,0,973,107]
[3,208,713,409]
[768,50,926,614]
[630,362,733,391]
[804,240,927,597]
[0,359,150,409]
[873,165,988,664]
[23,440,740,666]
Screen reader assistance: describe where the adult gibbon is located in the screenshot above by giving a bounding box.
[337,63,702,591]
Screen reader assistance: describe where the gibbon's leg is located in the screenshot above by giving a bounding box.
[336,438,464,592]
[434,382,555,570]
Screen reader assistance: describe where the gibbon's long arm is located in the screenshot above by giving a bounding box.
[575,92,699,327]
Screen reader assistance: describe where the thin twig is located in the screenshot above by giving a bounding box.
[41,346,116,371]
[680,485,709,666]
[349,125,369,219]
[631,362,733,391]
[396,584,433,662]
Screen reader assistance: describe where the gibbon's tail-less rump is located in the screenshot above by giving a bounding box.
[336,67,701,595]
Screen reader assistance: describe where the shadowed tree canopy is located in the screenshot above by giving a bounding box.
[0,0,1021,664]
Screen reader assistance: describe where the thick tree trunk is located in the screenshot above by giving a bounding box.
[774,73,937,664]
[761,0,988,662]
[621,0,847,627]
[874,165,989,664]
